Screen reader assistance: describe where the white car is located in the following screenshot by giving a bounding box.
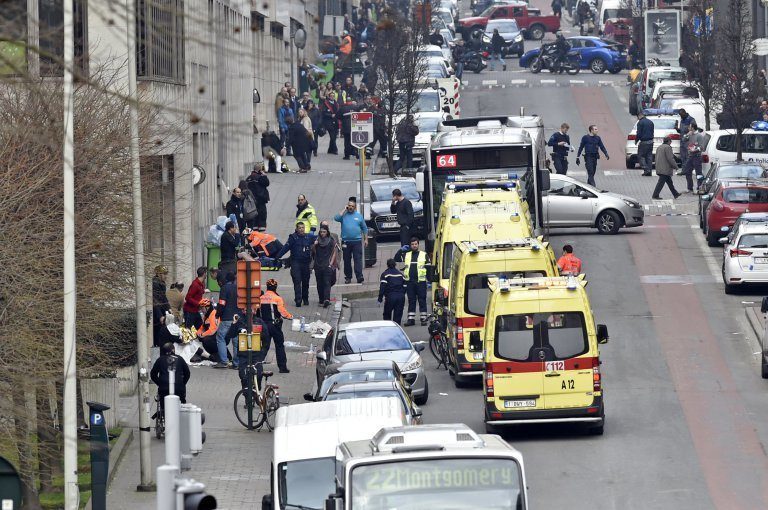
[418,45,454,74]
[625,114,680,169]
[393,111,449,162]
[701,127,768,174]
[722,220,768,293]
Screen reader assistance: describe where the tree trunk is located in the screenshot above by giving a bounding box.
[36,384,56,492]
[704,96,711,131]
[13,387,42,510]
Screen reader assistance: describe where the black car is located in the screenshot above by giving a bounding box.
[366,177,426,240]
[480,19,525,57]
[698,162,768,231]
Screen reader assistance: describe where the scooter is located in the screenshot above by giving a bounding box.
[462,50,488,74]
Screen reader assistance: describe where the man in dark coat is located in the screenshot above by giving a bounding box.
[395,115,419,171]
[339,100,358,160]
[286,115,313,171]
[152,265,171,347]
[246,168,270,231]
[321,95,340,154]
[391,188,414,247]
[225,188,246,231]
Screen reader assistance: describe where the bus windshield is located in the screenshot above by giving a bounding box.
[350,457,524,509]
[279,457,336,510]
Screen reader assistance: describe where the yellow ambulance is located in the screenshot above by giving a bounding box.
[483,276,609,435]
[446,239,559,387]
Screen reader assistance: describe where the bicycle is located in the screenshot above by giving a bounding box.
[427,314,449,370]
[233,361,280,430]
[153,394,165,439]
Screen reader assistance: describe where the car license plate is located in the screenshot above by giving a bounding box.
[472,352,483,360]
[380,221,398,229]
[755,257,768,264]
[504,399,536,408]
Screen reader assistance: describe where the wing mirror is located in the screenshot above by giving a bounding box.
[579,190,590,199]
[316,351,327,361]
[701,193,712,201]
[718,237,729,245]
[303,392,315,402]
[426,263,438,282]
[412,405,423,419]
[413,341,427,353]
[597,324,609,344]
[762,296,768,313]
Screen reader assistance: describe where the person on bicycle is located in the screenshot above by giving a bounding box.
[260,279,293,373]
[229,310,272,390]
[150,342,191,406]
[378,258,406,325]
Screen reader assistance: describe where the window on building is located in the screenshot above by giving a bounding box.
[137,0,185,83]
[270,21,284,40]
[251,12,265,32]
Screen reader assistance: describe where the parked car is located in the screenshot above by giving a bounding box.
[722,221,768,294]
[519,36,626,74]
[366,177,426,240]
[724,212,768,245]
[458,2,560,40]
[625,112,680,169]
[633,65,688,111]
[543,174,644,234]
[305,359,406,402]
[700,127,768,175]
[698,162,768,230]
[702,180,768,245]
[418,45,454,74]
[480,19,525,57]
[323,380,424,424]
[313,320,429,404]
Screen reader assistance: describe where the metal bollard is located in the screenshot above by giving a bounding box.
[164,395,181,468]
[190,406,204,454]
[156,464,179,510]
[179,404,192,471]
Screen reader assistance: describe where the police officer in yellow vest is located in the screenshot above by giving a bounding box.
[395,237,430,326]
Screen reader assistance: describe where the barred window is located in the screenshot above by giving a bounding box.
[251,12,265,32]
[270,21,284,40]
[137,0,185,83]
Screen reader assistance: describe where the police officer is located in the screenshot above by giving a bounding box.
[547,123,571,175]
[260,279,294,373]
[395,237,430,326]
[378,259,406,324]
[576,125,609,187]
[276,222,317,307]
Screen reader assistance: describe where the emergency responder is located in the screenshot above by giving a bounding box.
[295,194,318,233]
[378,259,406,324]
[260,279,293,373]
[276,222,317,307]
[547,123,571,175]
[150,342,191,409]
[395,237,430,326]
[557,245,582,275]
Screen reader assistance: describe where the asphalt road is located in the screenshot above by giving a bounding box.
[347,28,768,505]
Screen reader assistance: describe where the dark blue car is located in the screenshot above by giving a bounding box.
[519,36,627,74]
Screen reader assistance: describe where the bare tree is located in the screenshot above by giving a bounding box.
[682,2,717,130]
[371,8,428,176]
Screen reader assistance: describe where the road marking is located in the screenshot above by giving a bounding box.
[541,79,556,84]
[640,274,718,284]
[510,79,526,85]
[569,79,585,84]
[482,79,498,86]
[598,80,614,86]
[568,171,587,176]
[688,216,723,279]
[603,170,625,176]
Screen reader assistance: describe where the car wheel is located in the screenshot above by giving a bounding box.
[608,66,622,74]
[625,157,635,169]
[762,361,768,379]
[414,378,429,405]
[596,209,622,234]
[485,422,500,434]
[589,58,607,74]
[529,24,545,40]
[454,372,471,388]
[705,226,720,247]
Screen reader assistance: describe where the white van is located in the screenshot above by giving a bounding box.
[262,397,409,510]
[598,0,621,34]
[667,98,718,133]
[701,127,768,174]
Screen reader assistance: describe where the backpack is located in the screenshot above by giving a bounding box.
[243,191,259,220]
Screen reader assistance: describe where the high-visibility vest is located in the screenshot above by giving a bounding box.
[340,36,353,55]
[197,309,219,338]
[557,253,582,275]
[248,231,278,255]
[403,250,427,282]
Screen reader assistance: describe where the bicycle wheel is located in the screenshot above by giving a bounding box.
[429,335,442,364]
[438,336,450,368]
[263,387,280,431]
[233,388,266,429]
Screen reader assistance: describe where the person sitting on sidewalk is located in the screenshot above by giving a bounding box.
[334,198,368,284]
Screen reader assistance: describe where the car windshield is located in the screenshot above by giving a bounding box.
[320,369,398,397]
[648,70,687,88]
[325,389,401,401]
[416,116,442,132]
[371,181,419,202]
[718,165,765,179]
[488,20,519,32]
[649,118,678,130]
[479,6,496,16]
[414,91,440,112]
[465,271,548,316]
[335,326,412,354]
[494,312,589,361]
[604,8,632,19]
[279,457,336,510]
[723,188,768,203]
[351,458,524,509]
[739,234,768,248]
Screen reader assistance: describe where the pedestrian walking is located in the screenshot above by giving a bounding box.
[652,135,682,200]
[635,111,655,176]
[226,187,246,231]
[183,266,207,329]
[551,0,562,18]
[166,282,185,324]
[218,221,239,282]
[371,102,388,157]
[556,245,582,275]
[238,179,260,229]
[150,343,190,405]
[286,115,313,172]
[395,237,430,326]
[260,279,294,374]
[321,93,340,155]
[335,199,368,284]
[298,108,315,166]
[152,265,171,347]
[391,188,415,248]
[547,123,571,175]
[296,194,319,233]
[214,271,239,368]
[246,167,270,232]
[682,123,705,193]
[576,125,609,186]
[306,101,323,157]
[312,225,339,308]
[276,222,317,307]
[395,115,419,172]
[676,109,696,172]
[489,29,507,71]
[378,259,406,324]
[452,40,466,81]
[339,100,358,160]
[278,99,293,155]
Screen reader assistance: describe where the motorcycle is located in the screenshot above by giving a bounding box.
[461,50,488,74]
[530,44,580,75]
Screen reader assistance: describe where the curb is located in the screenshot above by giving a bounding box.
[85,427,134,510]
[341,289,379,301]
[745,306,764,343]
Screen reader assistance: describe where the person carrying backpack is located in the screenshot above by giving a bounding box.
[239,179,260,229]
[246,167,270,231]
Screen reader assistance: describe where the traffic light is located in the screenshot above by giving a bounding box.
[157,464,217,510]
[177,478,217,510]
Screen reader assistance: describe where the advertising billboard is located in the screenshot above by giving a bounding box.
[644,10,681,65]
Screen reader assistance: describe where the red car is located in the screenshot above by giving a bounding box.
[703,181,768,246]
[457,2,560,40]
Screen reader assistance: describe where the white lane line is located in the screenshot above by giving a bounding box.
[569,80,585,84]
[568,171,587,176]
[604,170,625,176]
[687,216,723,279]
[510,79,527,85]
[598,80,614,86]
[541,79,556,84]
[482,79,498,86]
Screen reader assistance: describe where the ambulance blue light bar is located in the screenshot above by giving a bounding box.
[446,173,518,182]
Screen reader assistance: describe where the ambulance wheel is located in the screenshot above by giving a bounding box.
[485,422,499,434]
[453,372,470,389]
[587,413,605,435]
